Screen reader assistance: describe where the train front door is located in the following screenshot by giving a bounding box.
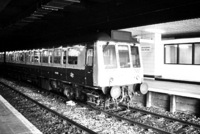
[85,48,93,86]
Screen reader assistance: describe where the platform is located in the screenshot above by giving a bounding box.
[144,79,200,113]
[144,79,200,99]
[0,95,42,134]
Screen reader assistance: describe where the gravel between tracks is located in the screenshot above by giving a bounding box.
[1,78,200,134]
[0,78,144,134]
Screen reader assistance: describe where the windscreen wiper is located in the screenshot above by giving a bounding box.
[103,42,109,52]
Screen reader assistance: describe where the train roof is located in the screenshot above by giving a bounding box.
[3,31,138,51]
[54,31,138,46]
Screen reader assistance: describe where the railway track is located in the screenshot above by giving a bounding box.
[0,81,97,134]
[120,104,200,133]
[85,102,170,134]
[85,101,200,134]
[1,78,200,134]
[0,78,141,133]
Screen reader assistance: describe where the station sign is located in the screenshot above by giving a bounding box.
[141,45,151,52]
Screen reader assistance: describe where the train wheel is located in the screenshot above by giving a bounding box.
[79,93,87,102]
[74,86,87,102]
[69,90,75,100]
[75,86,81,100]
[63,87,74,100]
[63,88,70,99]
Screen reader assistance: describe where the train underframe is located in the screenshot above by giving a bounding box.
[5,69,147,109]
[48,79,145,109]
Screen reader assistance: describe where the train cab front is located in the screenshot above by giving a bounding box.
[94,39,148,107]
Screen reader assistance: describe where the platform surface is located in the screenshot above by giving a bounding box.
[144,79,200,99]
[0,95,42,134]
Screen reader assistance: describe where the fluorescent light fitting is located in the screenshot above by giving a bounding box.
[63,0,80,3]
[42,5,63,10]
[145,28,165,34]
[26,16,40,20]
[32,13,44,17]
[21,19,34,23]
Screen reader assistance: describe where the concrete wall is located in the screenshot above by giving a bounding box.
[141,37,200,82]
[140,33,163,77]
[141,41,155,76]
[162,38,200,82]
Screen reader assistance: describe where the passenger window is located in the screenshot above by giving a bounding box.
[0,53,3,62]
[42,50,49,63]
[29,52,33,63]
[14,53,17,62]
[11,53,14,62]
[25,52,29,63]
[33,51,40,63]
[16,52,20,62]
[131,46,140,67]
[49,50,53,63]
[29,51,34,63]
[63,51,66,64]
[103,45,117,69]
[194,43,200,64]
[6,53,9,62]
[54,49,61,64]
[10,53,15,62]
[118,45,130,68]
[68,56,78,64]
[68,48,79,65]
[86,49,93,66]
[19,53,24,62]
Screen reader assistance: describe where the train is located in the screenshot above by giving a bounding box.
[0,30,148,107]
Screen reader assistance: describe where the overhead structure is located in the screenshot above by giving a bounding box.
[1,0,200,51]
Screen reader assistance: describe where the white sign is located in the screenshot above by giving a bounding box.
[141,45,151,52]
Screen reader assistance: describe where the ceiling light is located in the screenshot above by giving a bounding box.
[145,28,165,34]
[63,0,80,3]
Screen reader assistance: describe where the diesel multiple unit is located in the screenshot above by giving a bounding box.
[0,31,148,105]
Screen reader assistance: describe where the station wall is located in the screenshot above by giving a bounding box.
[141,41,155,76]
[141,37,200,82]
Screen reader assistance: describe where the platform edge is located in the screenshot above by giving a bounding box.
[0,95,43,134]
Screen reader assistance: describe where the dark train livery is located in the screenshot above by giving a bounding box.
[0,31,148,106]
